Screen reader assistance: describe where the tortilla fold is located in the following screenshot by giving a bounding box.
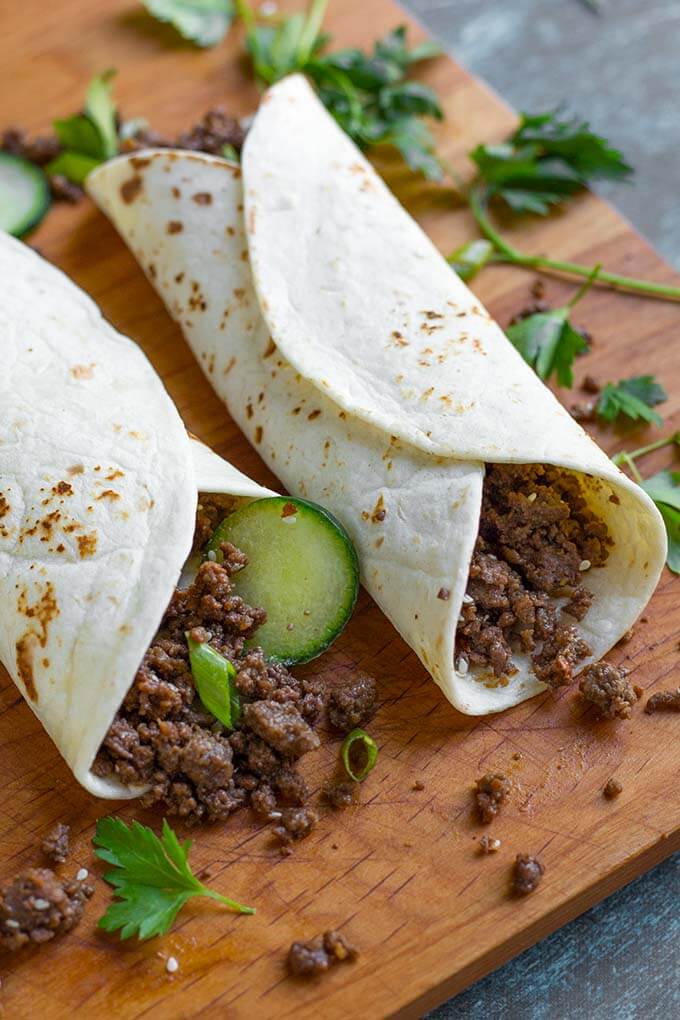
[0,231,275,796]
[87,75,666,715]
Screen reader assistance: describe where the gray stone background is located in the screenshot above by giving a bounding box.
[400,0,680,1016]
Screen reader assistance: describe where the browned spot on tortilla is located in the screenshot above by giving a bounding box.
[255,426,263,444]
[224,356,236,375]
[233,288,245,300]
[472,338,486,355]
[423,310,444,320]
[281,502,297,518]
[167,220,183,235]
[70,363,95,380]
[226,225,235,236]
[56,543,65,553]
[0,495,9,519]
[130,156,151,170]
[263,338,276,358]
[192,192,213,205]
[120,175,143,204]
[375,536,384,548]
[148,263,157,279]
[67,464,84,476]
[171,186,181,199]
[175,272,185,284]
[96,490,120,501]
[370,494,386,523]
[240,250,248,261]
[52,481,73,497]
[307,409,321,421]
[361,511,370,521]
[15,582,60,701]
[246,403,254,419]
[105,469,124,481]
[339,411,347,420]
[437,587,451,601]
[77,532,97,558]
[248,207,256,234]
[391,331,408,347]
[42,658,49,668]
[292,406,301,415]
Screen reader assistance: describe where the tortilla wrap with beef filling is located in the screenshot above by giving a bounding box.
[87,74,666,715]
[0,231,275,796]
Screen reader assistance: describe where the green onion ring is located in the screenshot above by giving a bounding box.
[341,728,378,782]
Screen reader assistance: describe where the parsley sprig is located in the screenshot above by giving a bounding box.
[48,70,119,184]
[238,0,443,179]
[452,110,680,303]
[597,376,667,426]
[613,433,680,573]
[94,817,254,940]
[141,0,235,47]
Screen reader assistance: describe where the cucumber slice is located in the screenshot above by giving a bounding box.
[205,497,359,664]
[0,152,51,237]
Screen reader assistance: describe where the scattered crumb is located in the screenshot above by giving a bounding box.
[617,628,635,644]
[474,772,510,823]
[479,835,502,854]
[582,375,601,394]
[579,662,637,720]
[645,688,680,714]
[412,780,425,791]
[530,279,545,299]
[41,823,70,865]
[603,778,623,800]
[75,868,89,882]
[166,956,179,974]
[512,854,544,895]
[287,930,358,978]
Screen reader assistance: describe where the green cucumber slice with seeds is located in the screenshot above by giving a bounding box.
[205,497,359,665]
[0,152,51,236]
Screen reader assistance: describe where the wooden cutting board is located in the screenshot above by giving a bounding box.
[1,1,679,1017]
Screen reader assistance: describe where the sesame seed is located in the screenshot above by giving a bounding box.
[76,868,89,881]
[207,549,217,561]
[579,559,591,571]
[33,899,50,910]
[462,593,474,604]
[166,956,179,974]
[527,492,537,503]
[457,657,469,675]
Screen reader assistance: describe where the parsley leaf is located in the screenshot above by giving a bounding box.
[239,0,443,179]
[471,110,632,215]
[94,817,254,940]
[142,0,235,47]
[48,70,119,184]
[641,469,680,574]
[506,306,587,387]
[597,375,667,426]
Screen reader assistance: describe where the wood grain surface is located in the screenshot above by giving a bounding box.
[1,2,679,1018]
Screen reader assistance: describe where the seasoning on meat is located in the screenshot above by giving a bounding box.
[456,464,611,686]
[0,868,93,951]
[579,662,637,720]
[93,496,325,827]
[322,780,357,809]
[287,929,358,978]
[603,778,623,800]
[328,675,377,733]
[645,687,680,714]
[512,854,544,895]
[474,772,510,823]
[41,823,70,864]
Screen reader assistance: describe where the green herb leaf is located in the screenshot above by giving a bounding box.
[186,633,240,728]
[93,817,254,941]
[46,151,103,185]
[50,71,119,184]
[85,69,119,160]
[640,470,680,574]
[471,109,632,215]
[597,375,667,426]
[448,238,495,281]
[142,0,235,47]
[506,307,588,387]
[341,728,378,782]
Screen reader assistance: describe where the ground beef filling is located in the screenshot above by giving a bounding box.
[0,868,93,951]
[456,464,611,688]
[579,662,637,720]
[287,930,358,978]
[93,498,324,826]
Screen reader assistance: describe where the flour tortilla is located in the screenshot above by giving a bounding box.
[0,231,274,796]
[87,75,666,715]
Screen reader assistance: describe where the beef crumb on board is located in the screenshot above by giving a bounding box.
[474,772,510,823]
[0,868,93,951]
[512,854,544,895]
[579,662,637,720]
[322,780,357,809]
[478,835,502,854]
[645,688,680,714]
[327,674,377,733]
[93,495,325,829]
[603,778,623,800]
[287,930,358,978]
[41,823,70,864]
[456,464,610,688]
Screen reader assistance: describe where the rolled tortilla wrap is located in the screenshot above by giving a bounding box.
[0,231,275,797]
[87,75,666,715]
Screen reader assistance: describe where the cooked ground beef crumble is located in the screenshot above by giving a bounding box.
[41,823,70,865]
[579,662,637,720]
[287,930,358,978]
[0,868,93,951]
[512,854,544,895]
[456,464,611,687]
[327,675,377,733]
[474,772,510,823]
[93,496,325,827]
[645,688,680,714]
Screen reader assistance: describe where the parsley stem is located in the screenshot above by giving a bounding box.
[200,887,256,915]
[613,432,680,468]
[297,0,329,65]
[466,186,680,303]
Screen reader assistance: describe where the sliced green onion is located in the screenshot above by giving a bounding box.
[341,728,378,782]
[447,238,495,281]
[186,633,240,729]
